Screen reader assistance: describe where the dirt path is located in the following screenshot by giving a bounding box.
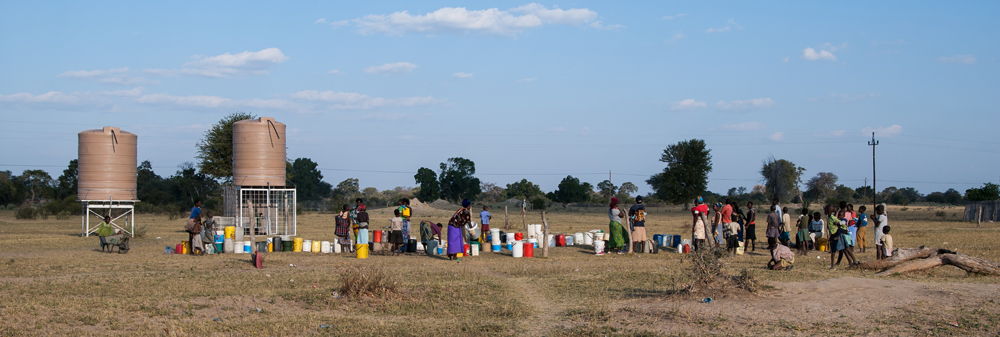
[508,276,561,335]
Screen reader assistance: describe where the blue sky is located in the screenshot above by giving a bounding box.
[1,1,998,197]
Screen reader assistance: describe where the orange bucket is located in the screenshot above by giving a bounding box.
[374,230,383,243]
[524,243,534,258]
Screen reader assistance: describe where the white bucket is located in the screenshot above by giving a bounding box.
[594,240,605,255]
[471,244,480,256]
[513,241,523,258]
[334,240,342,253]
[676,244,683,253]
[505,233,515,244]
[534,224,543,238]
[574,233,584,245]
[566,235,575,246]
[526,224,537,239]
[235,229,244,242]
[242,241,251,254]
[490,228,501,245]
[547,234,555,247]
[223,238,235,253]
[303,240,312,252]
[416,242,425,252]
[584,232,594,245]
[320,241,331,253]
[528,238,538,249]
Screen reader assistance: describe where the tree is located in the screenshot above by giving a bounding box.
[615,182,639,201]
[967,183,1000,201]
[287,158,330,201]
[55,159,78,199]
[805,172,838,202]
[944,188,963,204]
[549,175,592,203]
[136,160,171,206]
[196,112,256,181]
[19,170,54,204]
[597,180,617,203]
[438,157,481,202]
[0,170,27,206]
[505,179,543,200]
[827,184,856,205]
[854,185,874,204]
[414,167,440,202]
[760,156,804,203]
[332,178,360,201]
[479,182,505,203]
[169,162,220,206]
[646,139,713,206]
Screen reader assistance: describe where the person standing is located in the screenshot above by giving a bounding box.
[856,205,869,253]
[189,216,203,255]
[336,205,353,253]
[389,209,405,256]
[796,209,810,255]
[480,206,492,247]
[447,200,472,261]
[874,205,888,260]
[608,197,627,254]
[201,211,216,252]
[765,205,781,253]
[710,203,722,248]
[629,196,648,251]
[744,201,756,252]
[780,207,792,247]
[96,215,115,251]
[826,204,856,269]
[356,205,369,247]
[401,198,412,241]
[692,197,710,249]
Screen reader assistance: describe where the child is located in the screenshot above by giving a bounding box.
[881,226,893,258]
[335,205,353,253]
[874,205,887,260]
[390,209,405,256]
[356,205,370,246]
[796,209,810,255]
[780,207,791,247]
[398,199,412,243]
[809,211,825,247]
[856,206,868,253]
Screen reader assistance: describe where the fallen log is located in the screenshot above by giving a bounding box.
[940,253,1000,276]
[855,247,937,270]
[876,255,943,276]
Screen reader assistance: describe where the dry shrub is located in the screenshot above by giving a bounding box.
[14,206,36,220]
[683,248,762,294]
[339,265,400,299]
[133,223,149,238]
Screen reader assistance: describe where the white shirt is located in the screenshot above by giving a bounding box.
[874,214,888,245]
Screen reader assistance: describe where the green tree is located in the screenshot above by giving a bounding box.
[805,172,838,202]
[438,157,481,202]
[479,182,506,203]
[332,178,360,201]
[19,169,54,204]
[549,175,592,203]
[967,182,1000,201]
[760,156,804,203]
[0,170,27,206]
[646,139,713,206]
[55,159,78,199]
[169,162,220,206]
[136,160,171,206]
[827,184,856,205]
[287,158,330,201]
[505,179,543,200]
[414,167,440,202]
[196,112,256,181]
[597,180,617,203]
[616,182,639,201]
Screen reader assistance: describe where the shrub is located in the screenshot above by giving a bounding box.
[133,223,149,238]
[14,206,36,220]
[338,266,399,299]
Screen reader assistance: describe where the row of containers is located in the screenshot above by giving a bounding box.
[180,225,700,257]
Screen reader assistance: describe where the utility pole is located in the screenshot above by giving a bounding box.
[868,132,879,212]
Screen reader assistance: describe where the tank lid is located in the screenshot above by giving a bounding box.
[79,127,135,136]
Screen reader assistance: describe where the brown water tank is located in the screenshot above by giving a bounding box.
[233,117,286,187]
[78,127,138,200]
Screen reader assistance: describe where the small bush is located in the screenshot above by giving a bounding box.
[935,211,946,218]
[900,207,908,211]
[338,266,399,299]
[732,268,762,293]
[133,223,149,238]
[14,206,36,220]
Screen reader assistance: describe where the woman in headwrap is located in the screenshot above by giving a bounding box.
[419,220,441,246]
[691,197,708,251]
[447,199,472,261]
[608,197,627,254]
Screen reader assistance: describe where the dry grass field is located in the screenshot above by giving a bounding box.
[1,203,998,336]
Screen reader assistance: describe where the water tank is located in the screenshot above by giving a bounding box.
[78,126,138,200]
[233,117,286,187]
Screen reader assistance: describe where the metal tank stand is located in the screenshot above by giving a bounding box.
[223,184,296,237]
[81,199,136,237]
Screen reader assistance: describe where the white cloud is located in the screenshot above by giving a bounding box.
[661,13,687,20]
[801,47,837,61]
[99,87,144,97]
[670,98,706,110]
[518,77,537,82]
[667,33,684,43]
[767,132,785,141]
[327,70,342,75]
[0,91,109,108]
[722,121,766,131]
[452,72,474,79]
[315,18,327,24]
[862,125,903,137]
[782,56,790,63]
[144,48,289,78]
[352,3,602,36]
[822,42,848,52]
[590,21,625,30]
[364,62,417,75]
[329,20,349,28]
[705,19,741,33]
[58,67,159,86]
[716,97,773,110]
[135,93,294,110]
[938,55,975,65]
[288,90,443,110]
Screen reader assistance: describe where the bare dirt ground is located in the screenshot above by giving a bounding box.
[0,204,997,336]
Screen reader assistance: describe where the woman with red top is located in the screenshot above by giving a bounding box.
[691,197,709,251]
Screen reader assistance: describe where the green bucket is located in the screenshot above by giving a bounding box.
[282,241,294,252]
